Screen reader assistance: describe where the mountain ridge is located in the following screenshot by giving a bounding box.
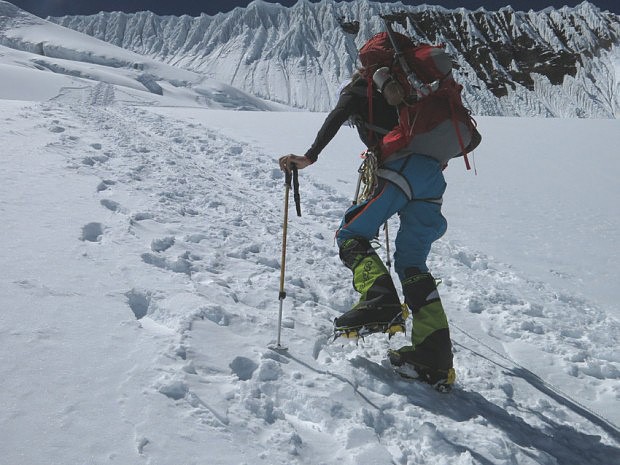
[49,0,620,117]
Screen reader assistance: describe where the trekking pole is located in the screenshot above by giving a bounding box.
[273,165,300,350]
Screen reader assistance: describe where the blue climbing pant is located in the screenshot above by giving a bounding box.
[336,155,447,280]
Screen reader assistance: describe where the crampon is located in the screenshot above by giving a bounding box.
[333,305,409,341]
[388,349,456,393]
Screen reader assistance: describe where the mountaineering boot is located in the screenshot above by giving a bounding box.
[388,348,456,392]
[389,268,455,389]
[334,238,403,334]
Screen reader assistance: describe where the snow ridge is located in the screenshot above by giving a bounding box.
[49,0,620,117]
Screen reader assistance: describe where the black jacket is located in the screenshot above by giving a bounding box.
[304,78,399,163]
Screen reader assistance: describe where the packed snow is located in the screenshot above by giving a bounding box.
[0,2,619,465]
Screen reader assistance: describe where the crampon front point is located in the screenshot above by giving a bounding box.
[333,305,409,341]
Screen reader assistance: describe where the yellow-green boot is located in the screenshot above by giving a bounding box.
[335,238,402,331]
[389,268,454,389]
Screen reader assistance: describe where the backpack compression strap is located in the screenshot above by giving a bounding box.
[448,97,471,171]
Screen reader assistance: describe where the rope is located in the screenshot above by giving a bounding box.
[451,323,620,437]
[357,150,379,203]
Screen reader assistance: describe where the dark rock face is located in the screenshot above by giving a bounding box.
[404,7,617,98]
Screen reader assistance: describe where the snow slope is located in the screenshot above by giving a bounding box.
[2,82,619,465]
[1,4,619,465]
[0,0,288,110]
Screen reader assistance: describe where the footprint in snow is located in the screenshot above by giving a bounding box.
[96,179,116,192]
[136,437,149,455]
[125,289,151,320]
[151,236,175,252]
[100,199,122,213]
[141,252,193,275]
[230,356,258,381]
[80,222,104,242]
[131,212,155,222]
[158,380,188,400]
[199,306,231,326]
[229,145,244,155]
[82,155,109,166]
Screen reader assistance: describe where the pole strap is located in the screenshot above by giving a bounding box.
[291,165,302,217]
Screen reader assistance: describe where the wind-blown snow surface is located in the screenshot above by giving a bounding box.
[1,4,620,464]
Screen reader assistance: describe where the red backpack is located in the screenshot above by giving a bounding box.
[358,31,479,169]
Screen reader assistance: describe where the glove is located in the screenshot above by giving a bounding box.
[278,154,313,172]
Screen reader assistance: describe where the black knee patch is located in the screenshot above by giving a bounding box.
[402,268,438,313]
[339,237,373,270]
